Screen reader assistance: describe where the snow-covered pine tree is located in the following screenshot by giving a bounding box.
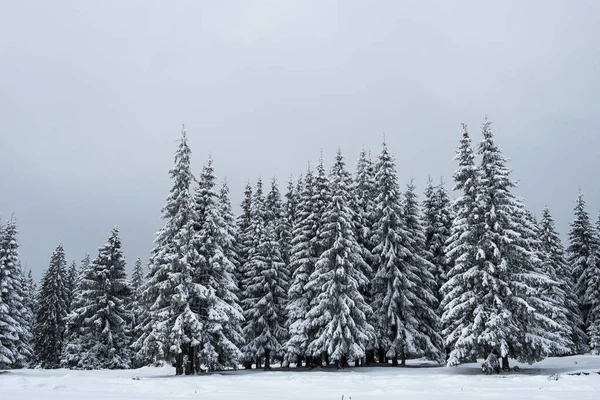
[130,258,144,294]
[134,127,200,375]
[305,150,374,368]
[538,207,588,354]
[62,228,132,369]
[34,244,69,368]
[128,257,147,368]
[354,149,377,362]
[370,143,439,367]
[284,169,317,367]
[189,158,244,372]
[567,193,600,333]
[66,261,78,312]
[423,177,453,302]
[444,118,559,370]
[589,215,600,353]
[402,180,442,363]
[219,179,242,292]
[514,209,572,361]
[236,182,253,298]
[0,220,31,368]
[265,178,291,337]
[313,154,331,258]
[241,178,288,370]
[17,264,35,367]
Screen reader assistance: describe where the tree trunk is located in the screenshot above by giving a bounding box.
[256,356,262,369]
[185,346,194,375]
[400,349,406,367]
[264,349,271,370]
[502,355,510,371]
[175,353,184,375]
[392,355,398,367]
[296,356,303,368]
[378,347,386,364]
[244,360,253,369]
[324,351,329,366]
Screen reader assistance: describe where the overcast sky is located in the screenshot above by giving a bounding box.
[1,0,599,278]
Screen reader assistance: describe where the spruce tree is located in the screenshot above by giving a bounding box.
[0,220,31,368]
[63,228,131,369]
[34,244,69,368]
[371,144,440,366]
[66,261,78,312]
[423,177,453,301]
[402,180,442,362]
[443,118,560,369]
[284,169,317,367]
[236,182,253,297]
[130,258,144,294]
[189,158,244,371]
[135,127,199,374]
[219,180,242,293]
[305,150,374,368]
[589,215,600,353]
[567,193,600,332]
[241,178,288,370]
[354,149,377,359]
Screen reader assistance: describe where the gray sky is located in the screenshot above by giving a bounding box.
[1,0,599,279]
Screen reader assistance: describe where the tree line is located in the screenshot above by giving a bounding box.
[1,118,599,374]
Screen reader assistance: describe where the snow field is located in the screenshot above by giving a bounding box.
[3,355,600,400]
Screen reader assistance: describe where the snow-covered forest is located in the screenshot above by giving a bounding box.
[1,118,599,376]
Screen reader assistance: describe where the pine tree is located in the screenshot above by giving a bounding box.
[444,118,560,370]
[589,215,600,353]
[18,265,35,366]
[567,193,600,332]
[0,220,31,368]
[236,182,253,297]
[354,149,377,360]
[189,158,244,372]
[128,257,145,366]
[34,244,69,368]
[219,179,242,293]
[241,178,288,370]
[62,228,132,369]
[538,207,587,354]
[130,258,144,294]
[423,177,452,301]
[66,261,78,312]
[402,180,442,362]
[305,150,374,368]
[284,169,317,367]
[371,144,439,367]
[135,127,199,375]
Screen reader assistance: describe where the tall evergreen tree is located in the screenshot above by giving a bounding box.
[34,244,69,368]
[189,158,244,372]
[130,258,144,294]
[589,215,600,353]
[371,144,439,367]
[236,182,253,297]
[354,149,377,348]
[63,228,131,369]
[567,193,600,332]
[135,127,200,375]
[538,207,588,354]
[444,119,561,370]
[241,178,288,370]
[284,169,317,367]
[423,177,453,301]
[0,220,31,368]
[219,180,242,292]
[305,150,374,368]
[402,180,442,362]
[66,261,78,312]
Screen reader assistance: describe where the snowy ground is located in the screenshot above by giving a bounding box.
[2,355,600,400]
